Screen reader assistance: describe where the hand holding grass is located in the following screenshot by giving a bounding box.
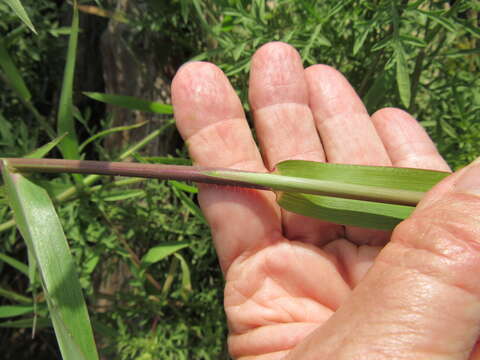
[172,42,480,359]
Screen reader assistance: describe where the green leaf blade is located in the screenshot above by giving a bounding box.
[0,304,34,318]
[0,40,32,101]
[83,92,173,114]
[25,133,67,159]
[278,192,414,230]
[57,3,80,160]
[141,242,190,267]
[4,0,37,34]
[395,43,411,108]
[275,160,449,192]
[2,162,98,360]
[0,252,29,276]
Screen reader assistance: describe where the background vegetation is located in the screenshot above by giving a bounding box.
[0,0,478,359]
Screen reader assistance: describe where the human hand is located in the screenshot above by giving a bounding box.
[171,42,480,359]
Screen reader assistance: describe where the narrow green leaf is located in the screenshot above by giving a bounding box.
[440,118,458,138]
[457,20,480,39]
[371,35,393,52]
[0,316,51,328]
[103,189,145,202]
[0,252,29,275]
[171,184,205,222]
[441,48,480,58]
[136,156,192,166]
[4,0,37,34]
[79,121,147,151]
[2,163,98,360]
[414,9,456,32]
[275,160,448,229]
[174,253,192,298]
[275,160,448,192]
[399,35,427,48]
[141,242,190,267]
[169,180,198,194]
[0,111,14,147]
[364,71,387,112]
[57,2,80,160]
[395,43,411,108]
[0,286,31,304]
[278,192,413,230]
[24,133,67,159]
[0,304,34,318]
[0,40,31,101]
[83,92,173,114]
[353,25,370,56]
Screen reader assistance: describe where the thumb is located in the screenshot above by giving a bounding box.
[287,159,480,360]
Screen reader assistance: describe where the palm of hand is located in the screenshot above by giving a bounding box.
[172,42,449,359]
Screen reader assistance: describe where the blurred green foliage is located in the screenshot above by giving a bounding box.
[0,0,478,359]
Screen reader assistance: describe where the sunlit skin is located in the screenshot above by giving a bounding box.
[171,42,480,359]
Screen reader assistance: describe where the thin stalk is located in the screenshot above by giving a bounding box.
[1,158,269,191]
[1,157,423,206]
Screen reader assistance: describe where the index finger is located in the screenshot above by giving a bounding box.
[171,62,282,272]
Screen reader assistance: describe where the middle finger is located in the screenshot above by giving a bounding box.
[249,42,343,244]
[305,64,392,245]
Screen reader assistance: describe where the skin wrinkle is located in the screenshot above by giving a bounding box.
[186,118,263,170]
[322,239,355,289]
[313,112,389,165]
[374,274,478,358]
[254,103,324,168]
[375,241,480,308]
[227,283,280,333]
[230,323,322,358]
[202,189,281,272]
[264,241,350,310]
[249,43,308,110]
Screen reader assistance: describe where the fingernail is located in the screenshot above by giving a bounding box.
[455,158,480,195]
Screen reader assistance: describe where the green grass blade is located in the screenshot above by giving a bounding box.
[174,253,192,299]
[170,182,205,222]
[0,40,31,101]
[2,162,98,360]
[0,317,51,329]
[0,252,29,275]
[275,160,449,192]
[395,42,411,108]
[24,133,67,159]
[83,92,173,114]
[275,160,448,229]
[0,304,34,318]
[0,286,31,304]
[278,192,414,230]
[4,0,37,34]
[141,242,190,267]
[57,2,80,160]
[79,121,147,152]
